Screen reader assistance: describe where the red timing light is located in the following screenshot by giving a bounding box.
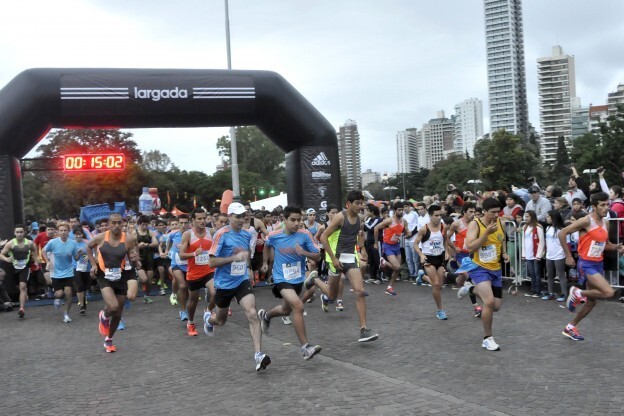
[62,154,126,172]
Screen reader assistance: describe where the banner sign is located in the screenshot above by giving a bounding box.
[300,146,341,222]
[80,202,126,227]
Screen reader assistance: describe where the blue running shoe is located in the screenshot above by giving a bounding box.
[203,310,214,336]
[117,318,125,330]
[436,310,448,320]
[180,310,189,321]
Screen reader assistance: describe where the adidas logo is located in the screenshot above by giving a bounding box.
[311,152,331,166]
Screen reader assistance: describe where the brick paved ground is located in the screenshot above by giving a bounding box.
[2,279,623,415]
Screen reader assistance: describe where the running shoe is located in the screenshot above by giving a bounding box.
[457,282,473,299]
[159,288,166,296]
[117,318,126,330]
[169,293,178,306]
[46,288,54,299]
[385,286,397,296]
[63,314,72,323]
[54,298,61,309]
[180,310,189,321]
[321,295,329,312]
[80,305,86,316]
[562,325,585,341]
[358,327,379,342]
[541,293,555,300]
[556,294,566,302]
[482,336,501,351]
[304,270,318,290]
[255,352,271,371]
[436,310,448,320]
[306,294,317,304]
[228,307,232,316]
[303,309,307,316]
[104,338,116,353]
[99,310,110,336]
[566,287,587,312]
[203,310,214,336]
[143,296,154,304]
[473,306,483,318]
[414,271,424,286]
[18,309,24,319]
[336,300,344,311]
[187,322,198,336]
[302,344,322,361]
[258,309,270,334]
[282,316,292,325]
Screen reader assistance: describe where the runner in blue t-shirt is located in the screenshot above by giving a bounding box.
[166,215,190,320]
[203,202,271,372]
[257,205,323,361]
[42,222,81,323]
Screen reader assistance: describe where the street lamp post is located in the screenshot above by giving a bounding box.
[225,0,240,201]
[467,179,482,195]
[583,168,597,184]
[383,186,398,202]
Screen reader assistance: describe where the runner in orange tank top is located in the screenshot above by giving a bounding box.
[179,208,215,337]
[374,201,408,296]
[558,192,624,341]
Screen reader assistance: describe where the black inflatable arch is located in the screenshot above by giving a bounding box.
[0,68,341,237]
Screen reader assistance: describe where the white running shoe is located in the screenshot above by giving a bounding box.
[281,316,292,325]
[63,314,72,323]
[457,282,473,299]
[482,336,500,351]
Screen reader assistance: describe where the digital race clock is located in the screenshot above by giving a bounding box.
[62,154,126,172]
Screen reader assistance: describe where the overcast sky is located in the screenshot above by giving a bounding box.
[1,0,623,177]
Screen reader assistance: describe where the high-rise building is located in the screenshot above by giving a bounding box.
[361,169,381,188]
[537,45,577,163]
[418,111,456,170]
[484,0,529,139]
[589,105,609,132]
[607,83,624,115]
[337,119,362,190]
[454,98,484,157]
[396,128,420,174]
[571,106,589,140]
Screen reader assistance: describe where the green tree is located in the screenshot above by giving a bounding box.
[551,135,570,183]
[424,154,478,195]
[141,149,172,172]
[596,104,624,184]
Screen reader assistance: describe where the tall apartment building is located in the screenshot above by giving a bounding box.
[396,128,420,174]
[608,83,624,115]
[337,119,362,190]
[361,169,381,188]
[589,105,609,132]
[418,111,456,170]
[571,106,589,140]
[537,45,577,162]
[484,0,529,139]
[454,98,484,157]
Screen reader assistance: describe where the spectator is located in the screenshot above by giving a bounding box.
[553,197,571,220]
[543,211,567,302]
[564,167,588,206]
[522,210,545,297]
[565,198,586,225]
[525,185,552,224]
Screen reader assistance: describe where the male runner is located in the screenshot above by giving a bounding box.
[88,213,140,352]
[166,214,191,320]
[458,198,509,351]
[413,204,449,320]
[134,215,159,303]
[257,206,322,360]
[306,190,379,342]
[42,222,81,323]
[179,208,215,337]
[0,224,37,319]
[373,201,407,296]
[558,191,623,341]
[204,202,271,371]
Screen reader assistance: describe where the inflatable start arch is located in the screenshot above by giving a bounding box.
[0,69,341,236]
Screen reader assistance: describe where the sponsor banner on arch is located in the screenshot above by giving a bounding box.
[300,146,340,221]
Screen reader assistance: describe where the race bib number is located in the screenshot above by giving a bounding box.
[195,251,210,265]
[231,261,246,276]
[479,245,497,262]
[14,259,27,270]
[391,234,400,243]
[339,253,357,264]
[587,241,605,258]
[431,241,444,256]
[76,257,88,272]
[174,252,188,265]
[104,267,122,281]
[282,262,302,281]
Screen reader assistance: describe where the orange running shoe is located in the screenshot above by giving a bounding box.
[99,310,110,336]
[187,322,198,336]
[104,338,117,353]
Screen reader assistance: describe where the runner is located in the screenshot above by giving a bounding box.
[162,218,179,306]
[306,190,379,342]
[558,192,623,341]
[413,204,449,320]
[166,214,191,320]
[179,208,215,337]
[457,197,509,351]
[134,215,158,304]
[203,202,271,371]
[447,202,482,317]
[153,219,168,296]
[257,205,322,360]
[87,213,140,352]
[71,226,92,316]
[0,224,37,319]
[373,201,407,296]
[42,222,81,323]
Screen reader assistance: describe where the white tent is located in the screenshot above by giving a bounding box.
[250,192,288,211]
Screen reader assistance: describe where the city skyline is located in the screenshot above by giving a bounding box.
[0,1,622,177]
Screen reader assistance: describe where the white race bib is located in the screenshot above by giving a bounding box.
[431,241,444,256]
[104,267,122,281]
[231,261,246,276]
[282,262,302,281]
[339,253,357,264]
[587,241,605,258]
[13,259,27,270]
[76,257,88,272]
[175,252,188,265]
[479,245,497,262]
[195,251,210,265]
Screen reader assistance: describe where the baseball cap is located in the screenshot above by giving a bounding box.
[31,221,39,230]
[528,185,540,193]
[227,202,246,215]
[306,208,316,215]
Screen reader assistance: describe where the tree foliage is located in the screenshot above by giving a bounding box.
[141,149,172,172]
[424,155,478,196]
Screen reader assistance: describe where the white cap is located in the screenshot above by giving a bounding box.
[227,202,246,215]
[306,208,316,215]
